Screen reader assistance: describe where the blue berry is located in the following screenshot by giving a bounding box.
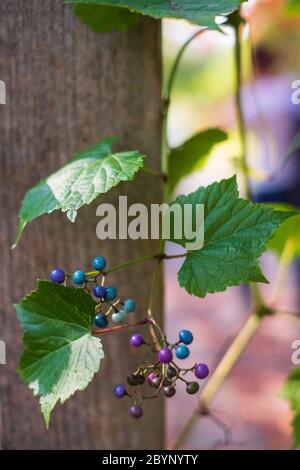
[72,270,86,285]
[124,298,136,313]
[49,268,65,284]
[104,286,118,301]
[111,310,126,323]
[92,256,107,271]
[114,384,126,398]
[95,314,108,328]
[179,329,193,345]
[175,344,190,359]
[93,285,106,299]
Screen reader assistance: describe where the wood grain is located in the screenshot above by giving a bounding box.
[0,0,163,449]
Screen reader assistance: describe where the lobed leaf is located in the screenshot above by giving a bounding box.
[74,4,140,32]
[68,0,242,30]
[169,176,296,298]
[14,137,145,247]
[14,280,104,427]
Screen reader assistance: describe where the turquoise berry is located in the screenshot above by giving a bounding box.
[175,344,190,359]
[92,256,107,271]
[95,314,108,328]
[104,286,117,301]
[124,298,136,313]
[72,270,86,285]
[179,330,193,345]
[111,310,126,323]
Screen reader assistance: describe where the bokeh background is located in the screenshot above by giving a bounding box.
[164,0,300,450]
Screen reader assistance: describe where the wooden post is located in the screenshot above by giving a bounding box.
[0,1,163,449]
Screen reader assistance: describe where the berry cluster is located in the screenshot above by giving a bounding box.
[49,257,137,328]
[50,258,209,421]
[114,329,209,419]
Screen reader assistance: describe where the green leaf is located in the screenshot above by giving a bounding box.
[267,203,300,259]
[170,176,296,298]
[67,0,242,29]
[74,4,140,32]
[14,137,145,247]
[14,280,104,427]
[285,0,300,15]
[169,128,227,194]
[282,367,300,448]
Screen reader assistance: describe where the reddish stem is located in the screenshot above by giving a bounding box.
[93,318,150,335]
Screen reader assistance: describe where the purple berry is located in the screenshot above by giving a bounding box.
[158,347,173,364]
[147,372,157,386]
[129,333,144,348]
[49,268,65,284]
[113,384,126,398]
[195,363,209,379]
[129,405,143,419]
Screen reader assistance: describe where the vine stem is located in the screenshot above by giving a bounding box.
[147,259,164,350]
[85,252,186,278]
[172,17,295,450]
[172,235,295,450]
[93,318,150,335]
[161,27,207,207]
[234,20,249,199]
[171,308,262,449]
[270,237,296,304]
[141,166,167,181]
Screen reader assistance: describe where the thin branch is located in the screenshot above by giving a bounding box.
[233,20,250,199]
[147,259,164,350]
[93,318,150,336]
[161,28,207,206]
[85,252,187,278]
[172,308,262,449]
[141,166,168,182]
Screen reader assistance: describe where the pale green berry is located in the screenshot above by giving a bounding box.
[111,310,126,323]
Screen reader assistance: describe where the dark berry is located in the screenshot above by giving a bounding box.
[124,298,136,313]
[186,381,200,394]
[114,384,126,398]
[127,374,144,386]
[93,285,106,299]
[72,270,86,285]
[163,378,173,387]
[92,256,107,271]
[164,385,176,398]
[129,333,144,348]
[49,268,65,284]
[158,347,173,364]
[111,310,125,323]
[104,286,118,301]
[175,345,190,359]
[179,329,193,345]
[152,376,161,388]
[129,405,143,419]
[195,363,209,379]
[147,372,157,386]
[95,313,108,328]
[167,366,177,379]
